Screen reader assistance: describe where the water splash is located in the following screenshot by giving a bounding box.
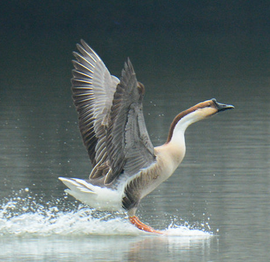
[0,189,212,237]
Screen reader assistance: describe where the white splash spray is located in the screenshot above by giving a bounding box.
[0,188,212,237]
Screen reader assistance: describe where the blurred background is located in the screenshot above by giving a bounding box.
[1,0,269,195]
[0,1,270,261]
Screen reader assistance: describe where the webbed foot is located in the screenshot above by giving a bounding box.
[129,216,163,234]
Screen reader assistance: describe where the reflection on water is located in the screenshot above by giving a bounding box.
[1,234,214,262]
[0,190,213,261]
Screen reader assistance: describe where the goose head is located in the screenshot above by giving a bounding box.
[186,98,235,121]
[167,98,234,143]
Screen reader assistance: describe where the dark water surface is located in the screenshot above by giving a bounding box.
[0,29,270,261]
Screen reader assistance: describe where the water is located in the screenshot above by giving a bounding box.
[0,29,270,261]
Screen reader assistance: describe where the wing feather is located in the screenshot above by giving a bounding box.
[104,59,156,184]
[71,39,119,167]
[72,40,155,185]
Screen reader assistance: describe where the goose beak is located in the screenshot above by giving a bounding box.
[212,98,234,112]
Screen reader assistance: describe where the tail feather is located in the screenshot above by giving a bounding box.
[59,177,96,194]
[58,177,124,212]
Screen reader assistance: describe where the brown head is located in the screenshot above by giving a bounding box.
[166,98,234,143]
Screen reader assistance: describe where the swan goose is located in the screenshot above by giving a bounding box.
[59,40,234,234]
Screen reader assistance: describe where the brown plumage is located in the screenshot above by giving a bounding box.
[59,40,234,234]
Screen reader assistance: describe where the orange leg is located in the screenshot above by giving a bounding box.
[129,216,163,234]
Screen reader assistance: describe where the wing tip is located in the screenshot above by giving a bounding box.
[124,57,134,72]
[121,57,136,82]
[75,39,100,62]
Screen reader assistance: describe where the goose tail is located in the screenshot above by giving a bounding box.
[58,177,124,211]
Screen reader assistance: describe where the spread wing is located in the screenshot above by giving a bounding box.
[72,40,156,185]
[104,59,156,184]
[71,39,119,167]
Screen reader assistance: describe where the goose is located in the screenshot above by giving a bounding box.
[59,40,234,234]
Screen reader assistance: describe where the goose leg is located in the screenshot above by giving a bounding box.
[129,216,163,234]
